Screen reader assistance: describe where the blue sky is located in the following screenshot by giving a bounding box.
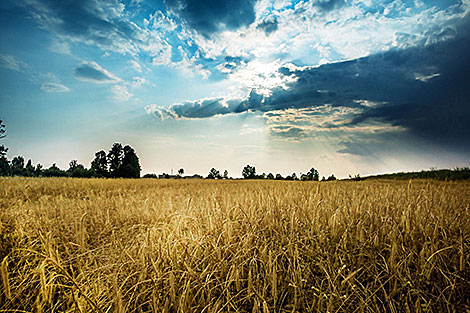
[1,0,469,178]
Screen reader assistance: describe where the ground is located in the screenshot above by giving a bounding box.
[0,178,469,312]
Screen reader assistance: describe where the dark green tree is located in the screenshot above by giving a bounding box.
[11,156,25,176]
[25,159,35,177]
[119,145,141,178]
[0,120,9,176]
[42,163,67,177]
[275,173,283,180]
[286,173,298,181]
[242,165,256,179]
[143,173,158,178]
[310,168,320,181]
[91,150,108,177]
[107,143,124,177]
[67,160,89,178]
[178,168,184,178]
[207,168,221,179]
[267,173,274,180]
[327,174,337,181]
[34,164,43,177]
[68,160,80,171]
[223,170,229,179]
[302,167,320,181]
[0,145,9,176]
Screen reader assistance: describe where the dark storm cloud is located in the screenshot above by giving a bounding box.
[277,32,470,146]
[152,16,470,147]
[24,0,143,53]
[256,16,278,36]
[74,62,120,83]
[171,98,232,118]
[313,0,347,11]
[164,0,257,37]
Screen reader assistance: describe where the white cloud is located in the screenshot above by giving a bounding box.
[150,40,173,66]
[111,85,133,102]
[239,126,266,135]
[226,59,298,96]
[0,54,28,72]
[132,76,146,88]
[147,10,177,32]
[49,40,71,55]
[144,103,158,115]
[40,82,70,93]
[128,60,142,72]
[414,72,440,82]
[144,103,178,119]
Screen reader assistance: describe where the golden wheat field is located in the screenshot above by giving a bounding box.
[0,178,469,312]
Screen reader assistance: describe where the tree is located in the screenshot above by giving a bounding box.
[275,173,283,180]
[0,145,7,158]
[207,168,221,179]
[286,173,298,181]
[327,174,337,181]
[42,163,67,177]
[68,160,81,171]
[223,170,229,179]
[349,174,362,181]
[119,145,141,178]
[11,156,25,176]
[67,160,89,178]
[0,120,9,176]
[91,150,108,177]
[267,173,274,180]
[309,168,320,181]
[178,168,184,177]
[0,119,6,139]
[25,159,35,177]
[34,164,43,177]
[242,165,256,179]
[302,167,319,181]
[0,145,9,176]
[143,173,158,178]
[107,143,124,177]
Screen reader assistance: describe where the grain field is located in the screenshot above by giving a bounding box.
[0,178,469,312]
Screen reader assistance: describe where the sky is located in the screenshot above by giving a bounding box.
[1,0,469,178]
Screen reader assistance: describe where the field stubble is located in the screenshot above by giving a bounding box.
[0,178,469,312]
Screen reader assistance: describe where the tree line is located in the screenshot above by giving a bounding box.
[142,165,336,181]
[0,140,141,178]
[358,168,470,181]
[239,164,336,181]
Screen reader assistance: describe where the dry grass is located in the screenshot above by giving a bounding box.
[0,177,469,312]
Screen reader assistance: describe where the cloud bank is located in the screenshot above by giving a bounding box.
[164,0,257,38]
[146,17,470,148]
